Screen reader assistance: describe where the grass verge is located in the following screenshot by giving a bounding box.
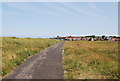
[63,41,118,79]
[1,37,61,77]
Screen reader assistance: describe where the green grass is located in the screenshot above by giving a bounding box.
[63,41,118,79]
[1,37,61,77]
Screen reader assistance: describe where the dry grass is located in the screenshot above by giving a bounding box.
[63,41,118,79]
[1,37,61,77]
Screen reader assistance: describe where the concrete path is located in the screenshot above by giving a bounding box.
[3,42,64,79]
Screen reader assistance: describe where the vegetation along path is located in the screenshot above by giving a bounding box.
[3,41,64,79]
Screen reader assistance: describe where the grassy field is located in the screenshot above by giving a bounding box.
[1,37,61,77]
[63,41,118,79]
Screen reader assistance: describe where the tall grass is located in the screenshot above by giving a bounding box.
[1,37,61,77]
[63,41,118,79]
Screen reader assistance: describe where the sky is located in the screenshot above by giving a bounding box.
[1,2,118,38]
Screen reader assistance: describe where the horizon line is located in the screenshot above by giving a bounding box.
[1,34,119,38]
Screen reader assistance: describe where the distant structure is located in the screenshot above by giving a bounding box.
[53,35,120,41]
[108,36,120,41]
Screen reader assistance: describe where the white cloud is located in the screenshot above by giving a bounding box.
[44,3,79,16]
[88,2,104,14]
[3,2,59,16]
[61,3,108,19]
[3,2,109,19]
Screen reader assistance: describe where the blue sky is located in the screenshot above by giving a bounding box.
[2,2,118,38]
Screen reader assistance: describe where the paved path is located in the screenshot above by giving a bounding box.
[3,42,64,79]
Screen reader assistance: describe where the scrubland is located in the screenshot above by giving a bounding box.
[63,41,118,79]
[1,37,60,77]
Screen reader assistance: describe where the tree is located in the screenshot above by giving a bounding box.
[57,36,60,37]
[90,35,95,38]
[102,35,105,39]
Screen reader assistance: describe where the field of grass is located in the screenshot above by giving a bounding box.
[1,37,61,77]
[63,41,118,79]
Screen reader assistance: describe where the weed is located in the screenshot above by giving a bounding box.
[63,41,118,79]
[1,37,61,77]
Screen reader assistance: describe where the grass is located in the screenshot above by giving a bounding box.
[1,37,61,77]
[63,41,119,79]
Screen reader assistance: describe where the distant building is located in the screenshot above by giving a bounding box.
[66,36,82,41]
[108,37,120,41]
[54,35,120,41]
[91,38,94,41]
